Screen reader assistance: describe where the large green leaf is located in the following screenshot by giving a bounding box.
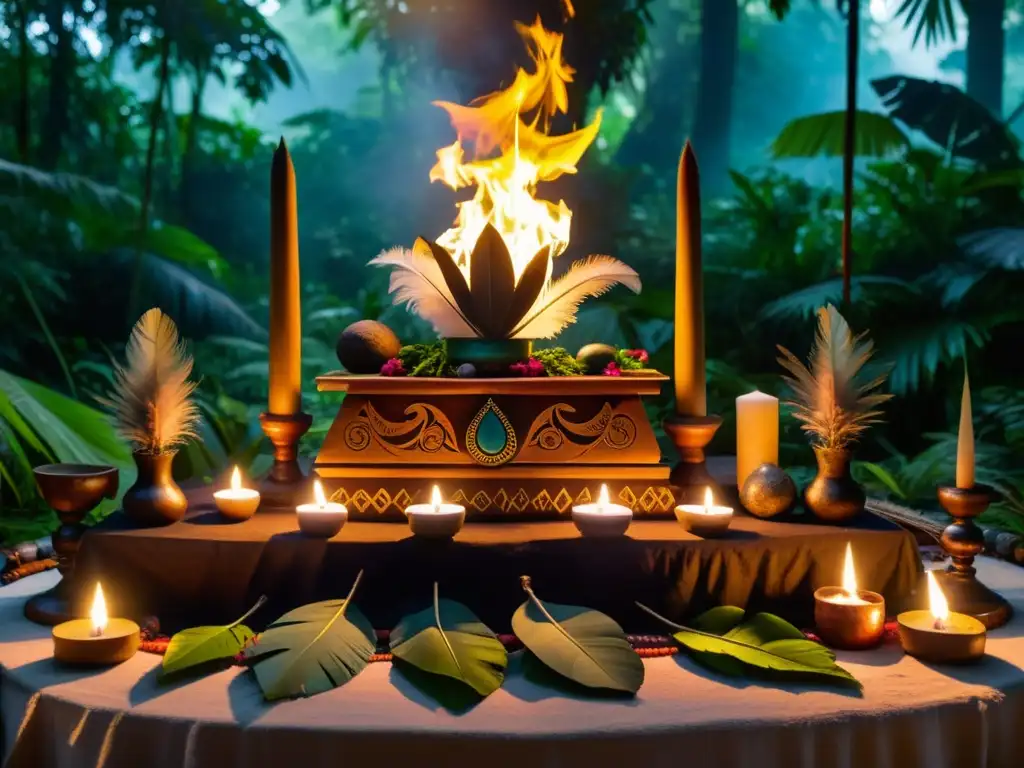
[638,604,860,689]
[511,576,644,695]
[390,583,507,698]
[161,597,265,680]
[770,111,909,159]
[245,571,375,701]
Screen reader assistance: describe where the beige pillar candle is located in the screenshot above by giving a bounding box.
[736,390,779,489]
[673,141,706,417]
[956,368,974,489]
[268,138,302,416]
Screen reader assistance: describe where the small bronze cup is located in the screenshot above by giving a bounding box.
[25,464,119,625]
[935,484,1012,630]
[814,587,886,650]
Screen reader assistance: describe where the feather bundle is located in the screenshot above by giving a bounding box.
[777,304,892,449]
[106,308,200,454]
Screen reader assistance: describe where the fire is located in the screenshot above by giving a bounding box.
[429,17,602,283]
[927,570,950,624]
[91,582,108,636]
[313,479,327,508]
[842,542,858,598]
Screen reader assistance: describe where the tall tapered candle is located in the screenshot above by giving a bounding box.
[956,367,974,489]
[736,390,779,488]
[268,138,302,416]
[674,141,706,417]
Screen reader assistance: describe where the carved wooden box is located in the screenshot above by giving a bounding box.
[313,373,673,520]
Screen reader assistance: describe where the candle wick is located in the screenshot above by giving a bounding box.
[91,627,103,638]
[933,618,946,631]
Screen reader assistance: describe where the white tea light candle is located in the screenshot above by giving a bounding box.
[53,583,140,665]
[736,390,779,489]
[675,487,733,536]
[405,486,466,539]
[213,466,260,521]
[296,480,348,539]
[571,484,633,537]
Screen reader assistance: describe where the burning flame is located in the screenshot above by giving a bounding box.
[842,542,858,598]
[313,480,327,508]
[429,17,601,282]
[91,582,107,636]
[597,484,610,509]
[927,570,950,625]
[230,466,242,492]
[431,485,443,512]
[703,487,714,511]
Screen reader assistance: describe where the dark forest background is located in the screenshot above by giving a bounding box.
[3,0,1024,541]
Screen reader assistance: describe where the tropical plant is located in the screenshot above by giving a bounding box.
[777,305,892,449]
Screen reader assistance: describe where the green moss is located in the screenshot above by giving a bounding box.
[614,349,645,370]
[397,341,455,377]
[533,347,584,376]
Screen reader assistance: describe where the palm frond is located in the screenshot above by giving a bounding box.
[106,308,200,454]
[777,305,892,448]
[368,246,479,337]
[959,228,1024,271]
[511,255,641,339]
[770,111,909,159]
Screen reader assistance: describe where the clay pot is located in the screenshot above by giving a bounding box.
[803,446,865,523]
[123,451,188,526]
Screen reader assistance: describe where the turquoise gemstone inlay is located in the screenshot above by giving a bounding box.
[476,407,508,455]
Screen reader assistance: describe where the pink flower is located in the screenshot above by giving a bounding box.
[510,357,546,377]
[624,349,649,364]
[380,358,407,376]
[603,361,622,376]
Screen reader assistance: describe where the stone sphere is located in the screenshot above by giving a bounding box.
[336,320,400,374]
[740,463,797,519]
[456,363,477,378]
[576,343,617,375]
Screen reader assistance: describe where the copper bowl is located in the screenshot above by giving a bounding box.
[34,464,119,520]
[813,586,886,650]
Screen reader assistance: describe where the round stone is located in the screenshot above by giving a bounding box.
[35,537,55,559]
[456,363,477,378]
[995,532,1020,558]
[984,527,1002,550]
[740,463,797,519]
[13,541,38,563]
[576,343,617,375]
[336,320,401,374]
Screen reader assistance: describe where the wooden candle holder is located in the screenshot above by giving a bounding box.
[314,373,674,520]
[663,414,722,506]
[935,484,1012,630]
[259,411,313,509]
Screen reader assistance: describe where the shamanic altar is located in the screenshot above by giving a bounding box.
[313,19,712,517]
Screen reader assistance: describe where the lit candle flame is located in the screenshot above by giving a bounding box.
[313,480,327,508]
[703,487,714,512]
[230,466,242,492]
[597,484,610,510]
[927,570,950,627]
[91,583,107,636]
[431,485,443,513]
[842,542,858,599]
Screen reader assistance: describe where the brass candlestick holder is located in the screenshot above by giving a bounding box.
[663,414,722,505]
[259,411,313,509]
[935,484,1012,630]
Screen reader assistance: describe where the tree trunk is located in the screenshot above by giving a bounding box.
[140,35,172,236]
[40,0,73,169]
[690,0,739,195]
[179,67,207,221]
[615,4,694,169]
[841,0,861,308]
[14,0,30,163]
[965,0,1006,118]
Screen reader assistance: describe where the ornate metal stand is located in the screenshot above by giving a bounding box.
[662,414,722,505]
[259,411,314,509]
[935,484,1012,630]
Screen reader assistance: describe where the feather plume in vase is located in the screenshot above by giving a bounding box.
[106,308,199,454]
[370,223,641,340]
[776,304,892,449]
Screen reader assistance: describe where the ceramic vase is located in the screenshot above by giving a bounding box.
[123,450,188,526]
[803,446,864,523]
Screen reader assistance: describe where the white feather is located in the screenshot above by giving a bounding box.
[369,246,478,337]
[511,255,641,339]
